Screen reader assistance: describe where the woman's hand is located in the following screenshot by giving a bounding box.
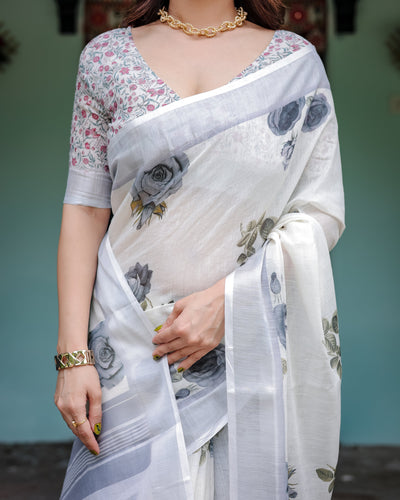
[54,365,102,455]
[152,278,225,371]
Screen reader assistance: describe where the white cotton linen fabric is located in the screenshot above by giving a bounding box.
[61,42,344,499]
[225,213,342,500]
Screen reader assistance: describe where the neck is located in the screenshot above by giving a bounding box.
[167,0,237,27]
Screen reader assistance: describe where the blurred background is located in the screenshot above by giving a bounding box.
[0,0,399,498]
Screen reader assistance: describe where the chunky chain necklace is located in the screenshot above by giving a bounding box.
[158,6,247,38]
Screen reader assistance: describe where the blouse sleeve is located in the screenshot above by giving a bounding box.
[63,44,112,208]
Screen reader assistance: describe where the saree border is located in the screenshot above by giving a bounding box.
[108,45,320,157]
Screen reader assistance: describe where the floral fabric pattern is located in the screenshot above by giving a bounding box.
[302,93,331,132]
[316,464,336,494]
[182,344,225,387]
[130,153,190,229]
[273,303,287,348]
[322,311,342,378]
[236,212,277,265]
[88,321,124,389]
[287,464,298,498]
[124,262,153,309]
[281,135,297,170]
[166,344,226,403]
[268,97,305,136]
[266,92,331,170]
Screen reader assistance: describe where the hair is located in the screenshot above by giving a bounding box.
[122,1,285,30]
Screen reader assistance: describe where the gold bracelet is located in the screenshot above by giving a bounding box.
[54,350,95,371]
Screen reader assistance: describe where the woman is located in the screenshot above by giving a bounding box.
[55,0,345,498]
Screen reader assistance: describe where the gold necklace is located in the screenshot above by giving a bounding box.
[158,6,247,38]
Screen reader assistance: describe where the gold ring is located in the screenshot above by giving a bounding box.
[72,418,87,428]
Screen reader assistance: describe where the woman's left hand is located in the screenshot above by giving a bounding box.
[152,278,225,371]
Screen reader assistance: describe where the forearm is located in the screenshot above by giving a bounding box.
[57,204,110,352]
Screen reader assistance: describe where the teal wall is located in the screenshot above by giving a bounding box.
[0,0,83,443]
[0,1,399,444]
[328,0,400,444]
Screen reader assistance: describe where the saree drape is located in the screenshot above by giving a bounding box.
[61,32,345,499]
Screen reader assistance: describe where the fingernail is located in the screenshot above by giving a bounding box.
[177,367,185,373]
[154,324,163,332]
[90,450,99,456]
[153,355,161,361]
[94,423,102,436]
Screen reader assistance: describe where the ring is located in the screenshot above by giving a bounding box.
[72,418,87,428]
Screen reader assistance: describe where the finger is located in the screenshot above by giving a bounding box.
[57,401,100,455]
[152,338,186,359]
[166,347,195,365]
[152,323,181,346]
[74,419,100,455]
[156,300,184,334]
[87,387,102,438]
[56,395,87,433]
[177,348,209,372]
[159,311,177,330]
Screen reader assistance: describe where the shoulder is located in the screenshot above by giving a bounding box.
[76,27,133,86]
[79,27,131,67]
[278,32,330,91]
[262,30,328,86]
[268,29,325,76]
[271,29,314,53]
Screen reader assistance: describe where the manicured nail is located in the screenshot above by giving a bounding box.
[154,325,163,332]
[177,367,185,373]
[153,355,161,361]
[90,450,99,456]
[94,423,102,436]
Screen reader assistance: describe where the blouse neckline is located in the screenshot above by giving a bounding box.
[126,26,279,101]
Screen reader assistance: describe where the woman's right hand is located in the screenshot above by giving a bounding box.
[54,365,103,455]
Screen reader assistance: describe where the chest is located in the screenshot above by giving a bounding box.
[142,44,256,98]
[130,28,275,99]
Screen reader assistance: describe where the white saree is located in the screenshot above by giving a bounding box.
[61,31,344,500]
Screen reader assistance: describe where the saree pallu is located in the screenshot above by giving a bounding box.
[61,43,345,499]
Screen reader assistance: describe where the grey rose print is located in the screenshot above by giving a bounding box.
[88,322,124,389]
[124,262,153,310]
[322,311,342,379]
[130,153,190,229]
[281,134,297,170]
[316,464,336,494]
[183,344,225,387]
[302,93,331,132]
[268,97,305,136]
[237,212,277,265]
